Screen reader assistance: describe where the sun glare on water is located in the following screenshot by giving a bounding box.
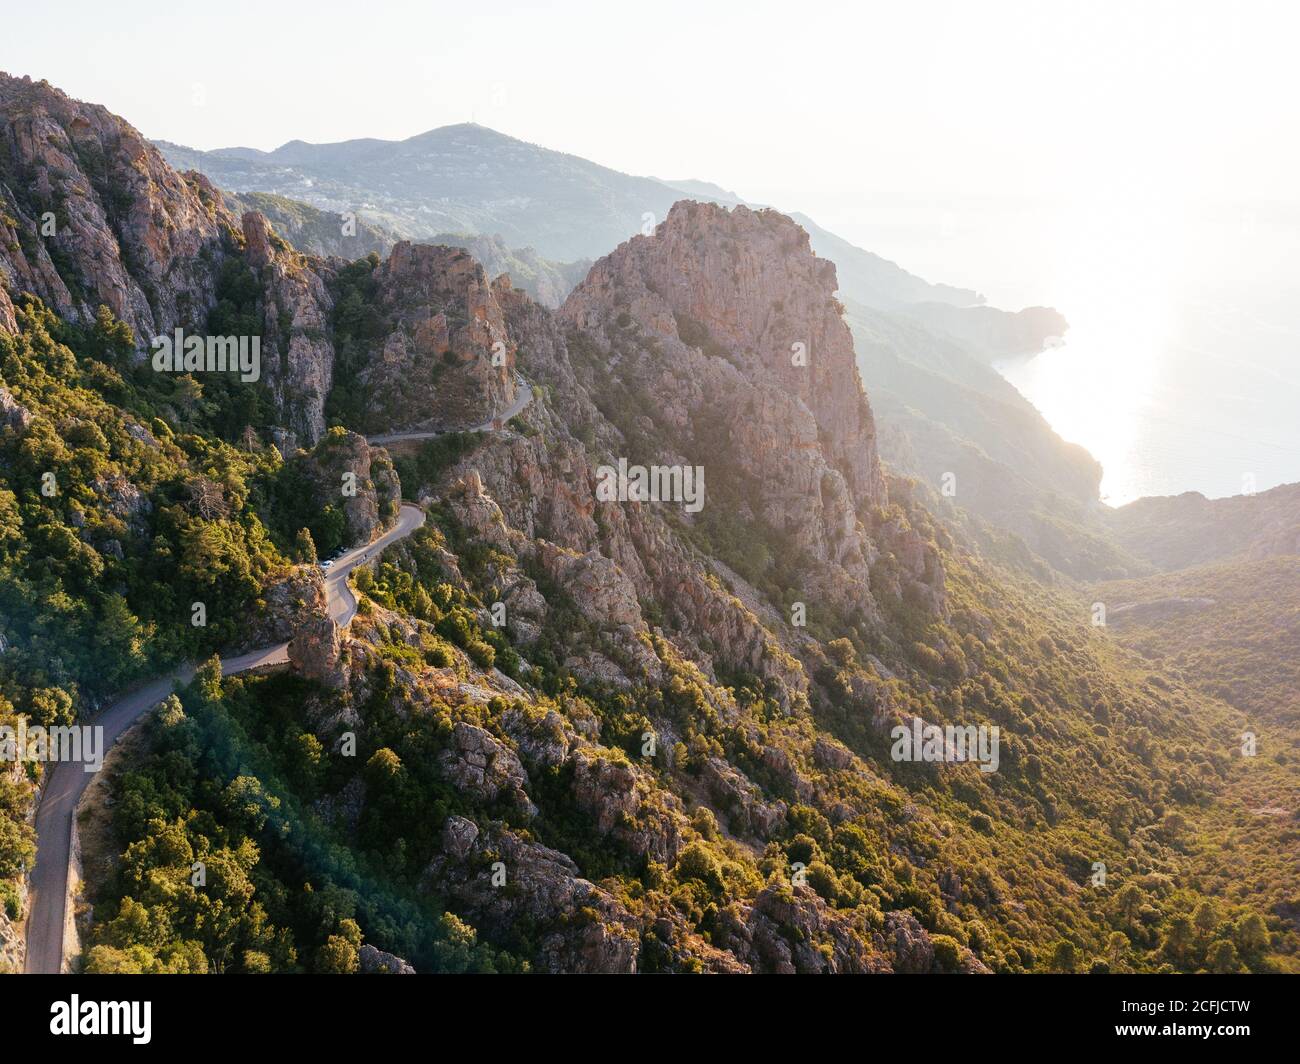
[994,206,1187,507]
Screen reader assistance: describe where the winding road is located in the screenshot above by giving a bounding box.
[23,376,533,974]
[23,504,425,974]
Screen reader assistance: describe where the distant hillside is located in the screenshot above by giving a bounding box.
[897,301,1069,362]
[155,126,1037,322]
[221,190,395,258]
[847,299,1144,581]
[156,126,692,264]
[1107,483,1300,571]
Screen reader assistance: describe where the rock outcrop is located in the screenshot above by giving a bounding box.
[241,210,338,447]
[358,943,416,975]
[352,242,518,433]
[297,429,401,545]
[0,73,228,344]
[288,612,345,689]
[556,201,938,625]
[437,722,532,811]
[424,821,641,975]
[0,385,32,434]
[0,76,350,450]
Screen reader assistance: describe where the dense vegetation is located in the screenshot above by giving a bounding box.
[84,664,521,973]
[0,297,386,944]
[4,258,1294,976]
[1096,557,1300,965]
[76,480,1295,973]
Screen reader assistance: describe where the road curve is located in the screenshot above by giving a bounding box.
[23,502,426,974]
[25,375,534,974]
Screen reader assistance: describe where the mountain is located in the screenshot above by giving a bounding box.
[220,190,395,259]
[155,126,1014,316]
[1106,483,1300,571]
[155,124,682,265]
[2,73,1294,976]
[155,122,1115,579]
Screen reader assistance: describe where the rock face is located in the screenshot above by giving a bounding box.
[539,545,642,629]
[557,201,917,623]
[0,73,228,344]
[0,385,32,434]
[883,909,936,973]
[241,211,338,447]
[438,722,532,810]
[288,613,344,686]
[234,566,329,652]
[366,201,948,709]
[288,600,346,689]
[0,76,345,448]
[424,821,641,975]
[422,231,587,308]
[562,200,888,508]
[713,885,891,974]
[353,242,518,433]
[298,429,401,545]
[358,943,416,975]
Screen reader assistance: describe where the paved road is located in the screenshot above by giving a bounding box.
[22,503,425,974]
[24,374,535,974]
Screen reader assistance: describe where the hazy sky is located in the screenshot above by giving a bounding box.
[4,1,1297,249]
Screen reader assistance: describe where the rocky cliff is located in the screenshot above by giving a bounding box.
[555,201,938,625]
[0,74,348,447]
[0,73,227,342]
[378,201,947,749]
[349,242,517,434]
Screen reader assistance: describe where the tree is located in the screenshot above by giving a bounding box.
[316,933,359,974]
[292,732,324,788]
[0,813,36,879]
[186,476,229,519]
[931,935,963,973]
[195,656,224,703]
[1163,915,1195,965]
[1105,931,1130,972]
[1234,913,1269,962]
[365,747,402,784]
[1206,939,1241,974]
[1048,939,1078,973]
[90,304,136,364]
[94,593,151,686]
[1192,900,1219,940]
[293,527,317,564]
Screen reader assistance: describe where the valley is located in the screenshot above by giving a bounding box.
[0,70,1295,978]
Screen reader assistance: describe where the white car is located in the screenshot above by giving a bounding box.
[319,559,334,570]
